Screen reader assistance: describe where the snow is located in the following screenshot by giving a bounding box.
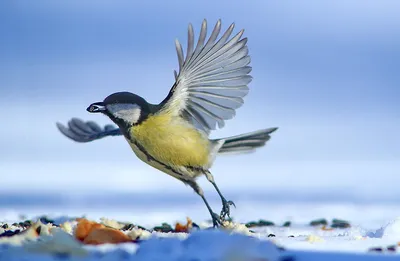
[1,225,399,261]
[1,230,282,261]
[2,201,400,261]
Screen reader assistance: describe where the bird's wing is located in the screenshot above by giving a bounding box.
[158,19,252,134]
[56,118,122,143]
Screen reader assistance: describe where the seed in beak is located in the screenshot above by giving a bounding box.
[87,102,105,113]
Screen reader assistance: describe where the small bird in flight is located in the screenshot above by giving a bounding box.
[57,20,278,227]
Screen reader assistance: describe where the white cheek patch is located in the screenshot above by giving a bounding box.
[107,104,141,124]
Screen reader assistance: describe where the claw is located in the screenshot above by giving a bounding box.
[227,200,236,208]
[211,212,223,228]
[220,199,236,221]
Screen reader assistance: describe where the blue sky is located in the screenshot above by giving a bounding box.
[0,1,399,201]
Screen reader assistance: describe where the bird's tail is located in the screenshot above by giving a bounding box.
[215,127,278,154]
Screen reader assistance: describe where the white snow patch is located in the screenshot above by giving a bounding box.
[373,217,400,240]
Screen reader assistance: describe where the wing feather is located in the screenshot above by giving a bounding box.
[175,39,184,71]
[186,23,194,61]
[187,100,225,127]
[57,118,122,143]
[189,95,236,114]
[185,20,208,70]
[160,19,252,133]
[189,90,244,104]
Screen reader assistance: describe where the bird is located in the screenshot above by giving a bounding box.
[56,19,278,227]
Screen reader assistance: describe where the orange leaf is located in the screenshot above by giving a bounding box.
[83,227,131,245]
[75,218,105,242]
[174,217,193,233]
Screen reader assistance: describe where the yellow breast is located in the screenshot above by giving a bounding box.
[129,113,211,168]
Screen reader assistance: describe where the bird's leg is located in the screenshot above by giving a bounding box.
[186,180,222,228]
[204,171,236,221]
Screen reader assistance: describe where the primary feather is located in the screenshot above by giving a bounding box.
[160,19,252,134]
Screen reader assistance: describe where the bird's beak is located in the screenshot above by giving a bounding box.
[87,102,106,113]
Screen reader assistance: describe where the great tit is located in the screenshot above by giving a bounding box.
[57,20,278,227]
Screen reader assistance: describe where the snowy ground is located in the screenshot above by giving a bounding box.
[2,192,400,260]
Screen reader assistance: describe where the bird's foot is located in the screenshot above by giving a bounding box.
[220,199,236,221]
[211,212,223,228]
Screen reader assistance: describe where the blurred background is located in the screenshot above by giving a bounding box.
[0,0,399,226]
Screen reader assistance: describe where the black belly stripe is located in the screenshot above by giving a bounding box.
[186,166,206,173]
[132,140,189,178]
[123,129,188,178]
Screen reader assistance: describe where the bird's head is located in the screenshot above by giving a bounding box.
[87,92,150,127]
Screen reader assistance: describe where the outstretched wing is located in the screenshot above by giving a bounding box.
[159,19,252,134]
[56,118,122,143]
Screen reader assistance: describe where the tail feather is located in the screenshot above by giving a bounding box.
[215,127,278,154]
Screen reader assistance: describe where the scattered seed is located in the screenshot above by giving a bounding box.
[121,224,134,231]
[36,226,42,235]
[332,219,350,224]
[23,220,32,227]
[310,219,328,226]
[245,221,258,228]
[153,223,173,233]
[258,220,275,226]
[39,216,55,225]
[137,225,148,231]
[368,247,383,252]
[331,222,351,229]
[0,229,21,238]
[192,223,200,229]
